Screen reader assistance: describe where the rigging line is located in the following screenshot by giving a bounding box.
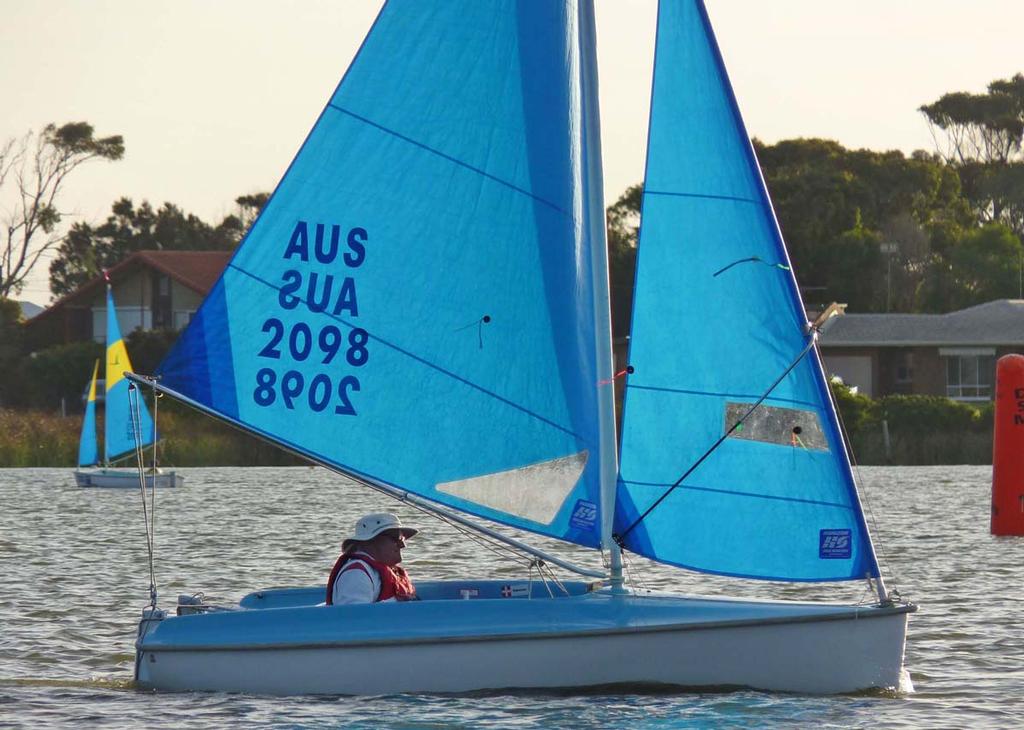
[128,383,157,607]
[326,104,571,218]
[227,264,584,442]
[127,373,601,579]
[615,334,819,546]
[832,383,896,592]
[149,387,159,572]
[397,493,536,569]
[429,509,533,569]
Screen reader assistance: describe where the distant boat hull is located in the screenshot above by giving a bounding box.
[135,582,913,695]
[74,468,182,489]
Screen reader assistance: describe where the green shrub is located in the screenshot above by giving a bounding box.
[876,394,982,434]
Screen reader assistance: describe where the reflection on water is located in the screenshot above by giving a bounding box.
[0,465,1021,727]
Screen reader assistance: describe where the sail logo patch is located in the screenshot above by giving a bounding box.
[819,529,852,559]
[570,499,598,530]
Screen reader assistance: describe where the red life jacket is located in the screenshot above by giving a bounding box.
[325,551,416,605]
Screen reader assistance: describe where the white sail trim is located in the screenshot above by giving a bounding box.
[436,451,588,525]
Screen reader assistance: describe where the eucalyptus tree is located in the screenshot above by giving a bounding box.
[0,122,123,298]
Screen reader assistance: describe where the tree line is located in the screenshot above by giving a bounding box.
[2,74,1022,336]
[609,72,1024,334]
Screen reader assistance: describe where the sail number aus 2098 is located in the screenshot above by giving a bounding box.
[252,221,369,415]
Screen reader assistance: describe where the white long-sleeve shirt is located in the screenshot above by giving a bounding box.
[331,552,398,605]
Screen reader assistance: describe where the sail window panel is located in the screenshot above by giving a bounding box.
[725,402,829,452]
[436,452,587,525]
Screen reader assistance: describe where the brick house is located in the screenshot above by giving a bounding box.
[818,300,1024,402]
[24,251,231,351]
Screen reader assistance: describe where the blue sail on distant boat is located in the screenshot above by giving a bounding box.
[74,285,182,489]
[130,0,912,695]
[77,359,99,468]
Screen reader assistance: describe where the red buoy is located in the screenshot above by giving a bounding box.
[992,354,1024,535]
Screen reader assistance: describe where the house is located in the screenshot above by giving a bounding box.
[24,251,231,351]
[818,300,1024,402]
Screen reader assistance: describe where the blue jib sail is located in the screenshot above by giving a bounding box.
[157,1,610,547]
[105,287,155,462]
[615,0,880,581]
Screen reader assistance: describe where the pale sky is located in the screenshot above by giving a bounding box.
[3,1,1022,305]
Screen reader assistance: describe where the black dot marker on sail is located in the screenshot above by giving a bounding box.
[455,314,492,349]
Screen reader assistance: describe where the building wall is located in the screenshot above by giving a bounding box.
[824,345,1024,401]
[821,348,877,397]
[170,279,204,330]
[90,273,153,342]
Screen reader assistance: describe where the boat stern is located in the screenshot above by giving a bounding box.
[134,606,167,683]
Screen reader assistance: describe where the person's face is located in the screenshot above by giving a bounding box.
[370,529,406,566]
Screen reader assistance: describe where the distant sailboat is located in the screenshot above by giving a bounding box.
[129,0,911,694]
[74,285,182,489]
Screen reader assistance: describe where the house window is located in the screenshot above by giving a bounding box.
[941,348,995,400]
[895,352,914,384]
[173,310,195,330]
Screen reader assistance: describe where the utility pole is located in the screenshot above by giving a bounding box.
[880,242,899,312]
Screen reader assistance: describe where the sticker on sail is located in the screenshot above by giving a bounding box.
[819,529,852,559]
[570,499,598,530]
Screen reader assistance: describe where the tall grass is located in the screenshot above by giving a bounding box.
[0,406,304,468]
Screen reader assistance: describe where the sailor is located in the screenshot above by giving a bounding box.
[326,512,418,604]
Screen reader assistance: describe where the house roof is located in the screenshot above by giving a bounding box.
[820,300,1024,347]
[28,250,231,324]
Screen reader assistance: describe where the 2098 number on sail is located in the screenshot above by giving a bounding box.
[253,368,361,415]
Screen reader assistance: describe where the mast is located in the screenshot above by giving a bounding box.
[577,0,625,591]
[103,282,111,467]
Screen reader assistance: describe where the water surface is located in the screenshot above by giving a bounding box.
[0,466,1019,728]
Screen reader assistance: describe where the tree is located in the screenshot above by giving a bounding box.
[0,123,123,298]
[606,184,641,336]
[920,74,1024,237]
[48,194,266,297]
[605,139,973,315]
[919,223,1023,310]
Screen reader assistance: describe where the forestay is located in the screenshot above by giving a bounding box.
[156,1,613,548]
[615,0,880,582]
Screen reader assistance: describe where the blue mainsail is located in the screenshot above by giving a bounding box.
[157,1,611,547]
[614,0,880,582]
[77,359,100,467]
[105,287,155,462]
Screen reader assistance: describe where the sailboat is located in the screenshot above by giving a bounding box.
[130,0,913,694]
[74,285,182,489]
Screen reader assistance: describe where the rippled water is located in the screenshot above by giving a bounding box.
[0,466,1020,728]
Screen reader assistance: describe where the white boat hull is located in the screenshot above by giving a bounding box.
[135,584,912,695]
[74,468,183,489]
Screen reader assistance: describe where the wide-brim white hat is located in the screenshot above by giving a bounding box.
[342,512,418,551]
